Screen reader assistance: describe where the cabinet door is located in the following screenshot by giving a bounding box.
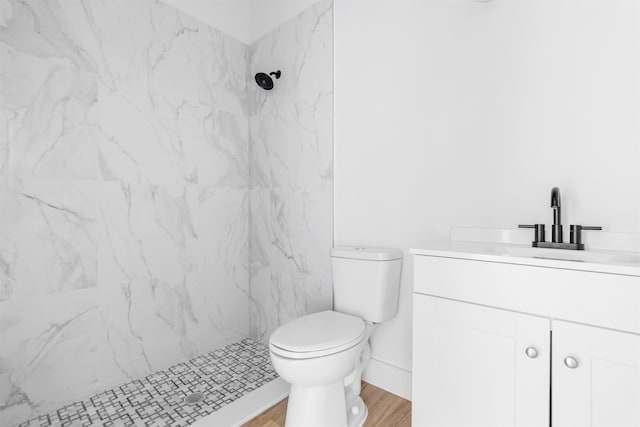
[553,320,640,427]
[413,295,550,427]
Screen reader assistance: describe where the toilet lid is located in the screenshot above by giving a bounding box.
[270,311,365,355]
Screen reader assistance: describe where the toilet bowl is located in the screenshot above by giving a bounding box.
[269,247,403,427]
[269,311,368,427]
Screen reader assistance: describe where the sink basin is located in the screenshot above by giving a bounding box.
[485,244,640,265]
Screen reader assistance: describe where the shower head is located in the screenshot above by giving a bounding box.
[255,70,281,90]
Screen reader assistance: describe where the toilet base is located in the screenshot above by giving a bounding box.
[347,396,368,427]
[285,381,348,427]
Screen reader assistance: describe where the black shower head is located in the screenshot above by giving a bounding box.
[255,70,281,90]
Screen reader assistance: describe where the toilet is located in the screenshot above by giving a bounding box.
[269,247,403,427]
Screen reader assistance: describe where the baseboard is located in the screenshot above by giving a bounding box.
[191,377,289,427]
[362,357,412,401]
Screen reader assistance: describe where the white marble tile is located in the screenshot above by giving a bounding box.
[183,185,250,344]
[0,289,100,426]
[249,188,333,340]
[86,0,248,190]
[0,0,252,422]
[0,0,99,73]
[0,181,99,425]
[97,81,249,191]
[94,182,250,389]
[248,0,334,340]
[0,184,16,301]
[1,178,98,299]
[0,43,99,180]
[94,10,250,190]
[0,0,333,422]
[249,0,333,193]
[1,0,249,189]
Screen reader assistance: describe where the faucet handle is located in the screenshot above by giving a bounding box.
[519,224,546,243]
[570,225,602,245]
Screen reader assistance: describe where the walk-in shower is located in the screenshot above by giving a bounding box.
[0,0,332,423]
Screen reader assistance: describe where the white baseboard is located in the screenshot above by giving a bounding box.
[191,377,289,427]
[362,357,412,401]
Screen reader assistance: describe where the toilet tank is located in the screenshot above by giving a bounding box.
[331,246,403,323]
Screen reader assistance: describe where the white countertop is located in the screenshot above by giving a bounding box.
[411,240,640,276]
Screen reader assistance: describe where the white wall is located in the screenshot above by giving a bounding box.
[335,0,640,398]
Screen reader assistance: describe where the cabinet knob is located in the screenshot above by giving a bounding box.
[564,356,579,369]
[525,347,539,359]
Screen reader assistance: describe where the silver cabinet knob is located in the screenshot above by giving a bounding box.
[525,347,539,359]
[564,356,579,369]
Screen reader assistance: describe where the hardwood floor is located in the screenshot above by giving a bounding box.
[242,382,411,427]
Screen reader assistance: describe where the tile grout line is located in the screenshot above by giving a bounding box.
[17,339,278,427]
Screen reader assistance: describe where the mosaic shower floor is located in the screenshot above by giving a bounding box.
[17,339,278,427]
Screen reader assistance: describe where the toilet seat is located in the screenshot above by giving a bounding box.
[270,310,366,359]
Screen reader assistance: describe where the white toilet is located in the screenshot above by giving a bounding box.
[269,247,402,427]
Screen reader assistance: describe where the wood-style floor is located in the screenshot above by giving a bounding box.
[242,382,411,427]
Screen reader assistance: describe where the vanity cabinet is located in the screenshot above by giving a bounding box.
[413,295,550,427]
[553,321,640,427]
[412,253,640,427]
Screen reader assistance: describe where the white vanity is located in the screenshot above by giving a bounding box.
[411,230,640,427]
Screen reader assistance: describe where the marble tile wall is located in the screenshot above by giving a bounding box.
[0,1,250,425]
[248,0,334,341]
[0,0,333,424]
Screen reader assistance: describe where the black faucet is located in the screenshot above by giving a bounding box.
[550,187,562,243]
[519,187,602,250]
